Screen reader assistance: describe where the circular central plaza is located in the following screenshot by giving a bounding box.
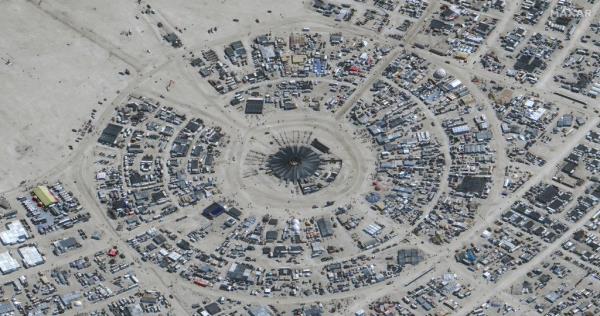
[217,112,376,209]
[268,145,321,182]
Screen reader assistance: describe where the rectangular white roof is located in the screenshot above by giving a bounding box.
[19,246,44,268]
[449,79,462,88]
[0,221,29,245]
[0,251,20,274]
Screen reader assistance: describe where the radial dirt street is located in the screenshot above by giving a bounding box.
[1,0,600,315]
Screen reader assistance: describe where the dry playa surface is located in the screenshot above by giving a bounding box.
[0,0,129,192]
[1,0,600,316]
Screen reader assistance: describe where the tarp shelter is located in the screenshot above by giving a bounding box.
[311,139,330,153]
[316,217,334,237]
[98,123,124,146]
[245,98,264,114]
[18,246,44,268]
[33,186,57,207]
[0,221,29,245]
[203,202,225,219]
[0,251,20,274]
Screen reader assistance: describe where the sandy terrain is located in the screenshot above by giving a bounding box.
[2,0,600,315]
[0,0,129,192]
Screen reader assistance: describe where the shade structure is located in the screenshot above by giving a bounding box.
[32,186,58,207]
[268,145,321,182]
